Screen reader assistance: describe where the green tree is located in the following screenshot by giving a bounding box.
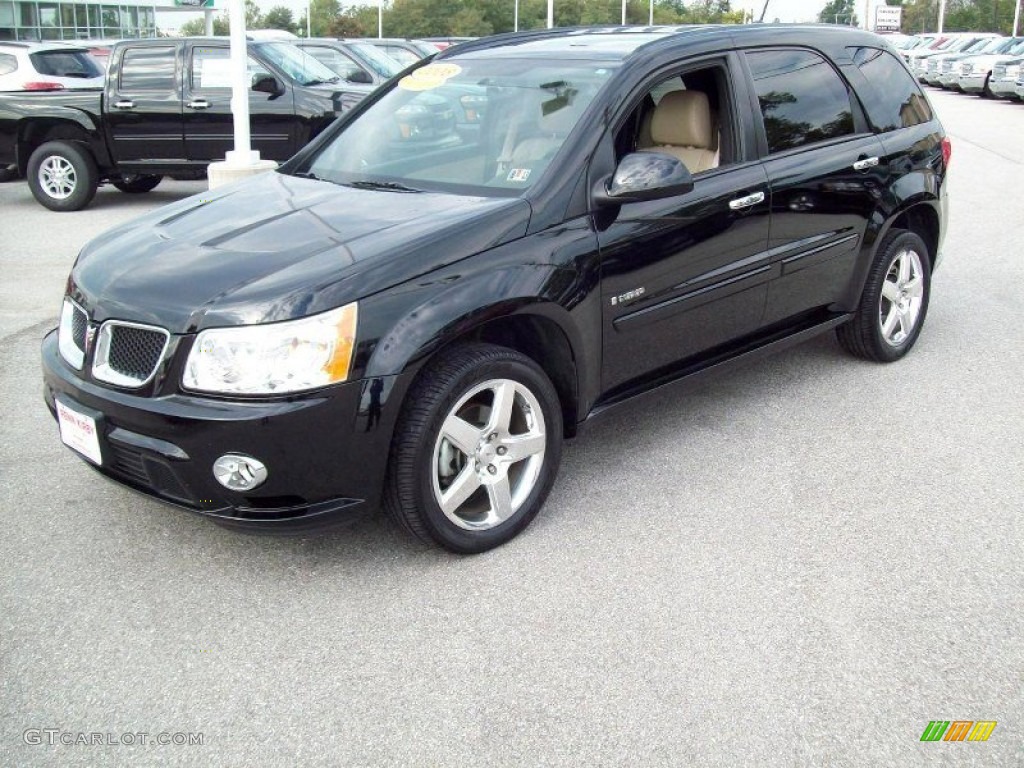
[297,0,341,37]
[261,4,295,32]
[179,13,228,35]
[818,0,858,25]
[329,14,366,36]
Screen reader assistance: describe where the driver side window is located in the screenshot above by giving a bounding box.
[615,64,736,176]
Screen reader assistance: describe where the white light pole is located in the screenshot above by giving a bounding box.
[621,0,626,24]
[1014,0,1021,36]
[649,0,653,25]
[547,0,553,28]
[228,0,252,162]
[937,0,946,33]
[208,0,277,188]
[378,0,382,38]
[515,0,519,31]
[306,0,311,37]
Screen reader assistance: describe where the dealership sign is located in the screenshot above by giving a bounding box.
[874,5,903,31]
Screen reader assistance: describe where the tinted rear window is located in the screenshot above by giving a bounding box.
[746,49,856,154]
[29,50,102,79]
[120,46,176,91]
[850,47,933,131]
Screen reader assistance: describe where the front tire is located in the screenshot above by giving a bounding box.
[384,343,562,553]
[837,229,931,362]
[27,141,98,211]
[112,174,162,194]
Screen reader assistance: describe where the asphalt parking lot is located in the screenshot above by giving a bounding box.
[1,88,1022,767]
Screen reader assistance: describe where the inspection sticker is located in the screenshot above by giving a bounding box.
[507,168,531,183]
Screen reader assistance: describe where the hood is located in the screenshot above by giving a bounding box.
[71,172,532,334]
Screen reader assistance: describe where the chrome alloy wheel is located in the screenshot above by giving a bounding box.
[431,378,547,531]
[878,247,925,347]
[38,155,77,200]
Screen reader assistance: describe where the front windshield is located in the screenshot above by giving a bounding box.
[257,42,339,86]
[385,46,422,68]
[1010,40,1024,55]
[303,58,617,196]
[351,42,404,78]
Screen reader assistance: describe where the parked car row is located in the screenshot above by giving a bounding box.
[897,31,1024,100]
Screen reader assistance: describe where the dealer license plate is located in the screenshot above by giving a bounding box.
[56,399,103,466]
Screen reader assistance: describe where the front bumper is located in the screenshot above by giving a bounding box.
[42,330,407,532]
[958,73,990,92]
[990,79,1020,97]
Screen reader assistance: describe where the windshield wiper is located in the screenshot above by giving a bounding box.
[346,180,423,193]
[305,76,340,86]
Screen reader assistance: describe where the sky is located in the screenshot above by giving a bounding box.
[158,0,854,35]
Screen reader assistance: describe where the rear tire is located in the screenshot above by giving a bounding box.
[836,229,931,363]
[112,174,162,194]
[384,343,562,554]
[27,141,98,211]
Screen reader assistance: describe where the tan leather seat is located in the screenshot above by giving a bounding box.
[507,98,582,168]
[640,90,718,174]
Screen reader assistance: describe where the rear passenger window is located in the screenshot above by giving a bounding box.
[120,46,176,92]
[850,47,933,131]
[746,49,855,154]
[0,53,16,76]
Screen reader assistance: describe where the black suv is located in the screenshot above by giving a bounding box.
[43,26,949,553]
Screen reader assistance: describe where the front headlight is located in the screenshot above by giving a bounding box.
[1005,65,1021,78]
[183,303,358,395]
[960,63,973,75]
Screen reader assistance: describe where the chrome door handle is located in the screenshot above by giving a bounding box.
[114,99,134,109]
[852,156,880,171]
[728,191,765,211]
[186,99,209,110]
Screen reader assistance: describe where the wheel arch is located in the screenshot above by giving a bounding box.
[364,276,588,439]
[842,198,942,311]
[17,118,106,176]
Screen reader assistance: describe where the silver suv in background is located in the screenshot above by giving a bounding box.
[0,41,104,92]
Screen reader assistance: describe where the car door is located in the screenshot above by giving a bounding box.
[597,57,771,394]
[106,43,184,165]
[742,47,889,326]
[182,43,297,164]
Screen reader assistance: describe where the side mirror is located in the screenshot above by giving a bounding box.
[252,74,283,96]
[347,69,373,85]
[593,151,695,206]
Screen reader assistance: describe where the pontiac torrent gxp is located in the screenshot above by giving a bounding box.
[43,26,949,552]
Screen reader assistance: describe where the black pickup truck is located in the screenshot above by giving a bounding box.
[0,37,371,211]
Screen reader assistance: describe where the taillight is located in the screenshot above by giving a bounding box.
[23,81,65,91]
[941,137,952,168]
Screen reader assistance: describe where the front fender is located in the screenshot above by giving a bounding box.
[356,217,602,421]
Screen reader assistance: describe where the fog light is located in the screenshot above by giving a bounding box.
[213,454,267,491]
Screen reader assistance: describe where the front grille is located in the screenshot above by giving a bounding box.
[70,304,87,351]
[108,326,166,378]
[92,321,169,387]
[993,65,1005,78]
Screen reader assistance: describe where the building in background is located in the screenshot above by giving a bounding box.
[0,0,158,41]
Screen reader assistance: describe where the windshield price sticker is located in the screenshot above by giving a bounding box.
[398,62,462,92]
